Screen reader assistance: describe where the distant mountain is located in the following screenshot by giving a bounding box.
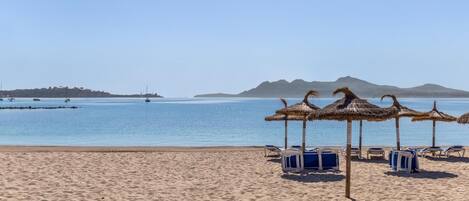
[0,87,163,98]
[195,76,469,98]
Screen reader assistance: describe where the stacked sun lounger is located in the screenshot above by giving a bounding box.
[367,147,385,159]
[389,150,419,173]
[303,150,339,170]
[350,147,361,158]
[281,149,303,172]
[341,147,361,159]
[281,149,339,172]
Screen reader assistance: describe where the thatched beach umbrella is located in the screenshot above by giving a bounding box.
[265,98,289,149]
[412,101,457,147]
[381,95,424,150]
[276,90,320,153]
[265,98,306,149]
[276,90,319,116]
[317,87,397,199]
[457,112,469,124]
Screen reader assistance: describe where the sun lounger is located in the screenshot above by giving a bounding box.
[342,147,361,158]
[291,145,301,150]
[281,149,339,172]
[418,147,443,158]
[317,147,337,154]
[305,150,339,170]
[444,146,465,157]
[306,147,319,152]
[350,147,361,158]
[389,150,419,173]
[367,147,385,159]
[281,149,302,172]
[264,145,282,157]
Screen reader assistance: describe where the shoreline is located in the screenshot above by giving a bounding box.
[0,145,264,152]
[0,145,464,152]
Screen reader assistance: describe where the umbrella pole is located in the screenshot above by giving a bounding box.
[302,119,306,153]
[432,120,436,147]
[396,117,400,150]
[284,119,288,149]
[345,119,352,198]
[359,120,363,159]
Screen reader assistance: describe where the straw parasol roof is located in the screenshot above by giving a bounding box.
[264,98,299,149]
[276,90,320,117]
[265,97,314,121]
[317,87,396,199]
[412,101,457,122]
[411,101,456,148]
[381,94,424,150]
[457,112,469,124]
[317,88,397,121]
[265,90,321,153]
[265,113,306,121]
[276,90,320,153]
[381,94,424,117]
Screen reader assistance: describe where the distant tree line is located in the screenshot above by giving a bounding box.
[0,87,163,98]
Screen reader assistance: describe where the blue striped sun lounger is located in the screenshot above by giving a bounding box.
[281,150,339,172]
[389,150,419,173]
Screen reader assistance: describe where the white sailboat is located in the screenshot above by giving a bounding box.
[64,87,71,103]
[145,85,151,103]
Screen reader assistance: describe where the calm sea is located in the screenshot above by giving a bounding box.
[0,98,468,147]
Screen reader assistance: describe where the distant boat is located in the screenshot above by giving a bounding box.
[33,98,41,101]
[8,97,14,102]
[64,86,70,103]
[0,98,3,101]
[144,85,151,103]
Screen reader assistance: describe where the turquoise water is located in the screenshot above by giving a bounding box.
[0,98,469,147]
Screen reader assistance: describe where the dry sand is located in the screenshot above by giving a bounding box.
[0,146,468,201]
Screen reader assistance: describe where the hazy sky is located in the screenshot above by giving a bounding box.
[1,0,469,97]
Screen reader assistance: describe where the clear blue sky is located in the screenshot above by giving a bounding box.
[1,0,469,97]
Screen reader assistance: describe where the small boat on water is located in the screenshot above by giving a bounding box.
[144,85,151,103]
[0,98,3,101]
[33,98,41,101]
[64,86,71,103]
[8,97,15,102]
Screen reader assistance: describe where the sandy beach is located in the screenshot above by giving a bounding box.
[0,146,467,201]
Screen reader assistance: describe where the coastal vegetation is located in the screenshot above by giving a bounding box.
[0,87,163,98]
